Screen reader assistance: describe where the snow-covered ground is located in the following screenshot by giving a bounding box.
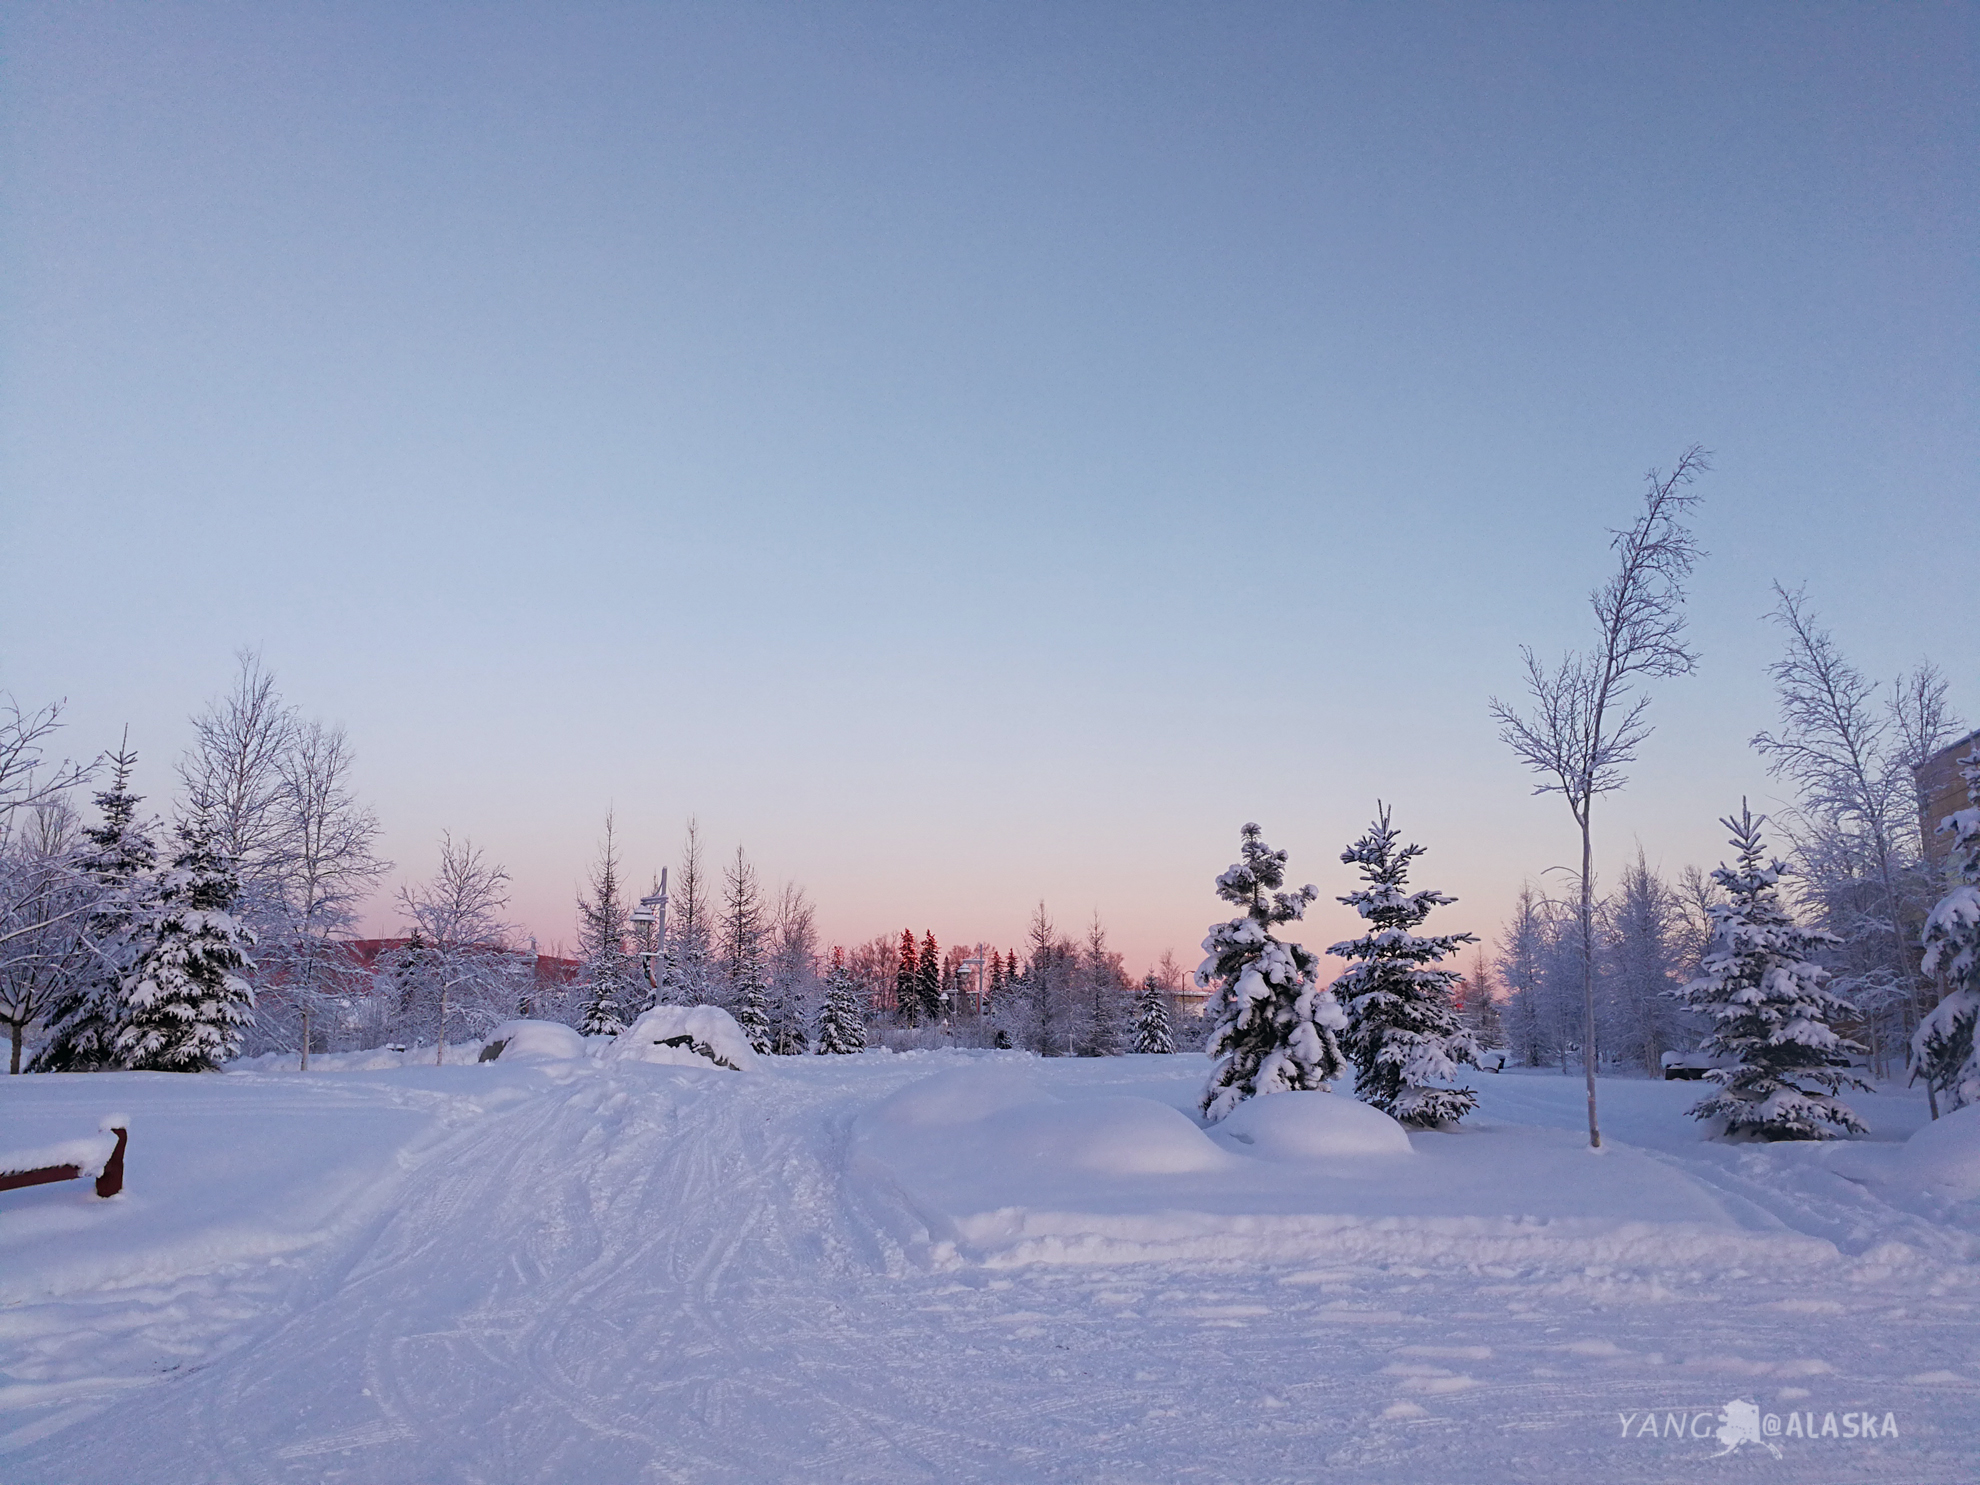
[2,1051,1976,1483]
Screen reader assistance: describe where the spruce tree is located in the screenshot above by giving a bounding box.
[731,921,772,1055]
[575,818,637,1036]
[918,930,944,1024]
[816,948,867,1054]
[1199,823,1347,1121]
[895,929,920,1027]
[1913,746,1980,1112]
[115,816,257,1072]
[1132,972,1175,1054]
[35,739,159,1071]
[1328,806,1482,1127]
[1680,804,1868,1139]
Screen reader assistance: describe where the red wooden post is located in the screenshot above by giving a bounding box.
[95,1126,127,1198]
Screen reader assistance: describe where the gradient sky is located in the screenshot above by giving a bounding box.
[3,3,1974,973]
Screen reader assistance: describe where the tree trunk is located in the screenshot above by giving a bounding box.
[9,1021,21,1075]
[299,1007,311,1073]
[436,985,447,1066]
[1581,815,1601,1149]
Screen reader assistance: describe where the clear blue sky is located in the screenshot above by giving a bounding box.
[4,3,1974,969]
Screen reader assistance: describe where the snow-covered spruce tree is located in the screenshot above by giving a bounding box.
[816,948,866,1054]
[575,816,637,1036]
[33,739,158,1071]
[1328,806,1481,1127]
[894,929,920,1027]
[1199,823,1347,1121]
[1679,804,1868,1139]
[1913,746,1980,1111]
[1132,971,1174,1054]
[115,816,256,1072]
[917,930,944,1025]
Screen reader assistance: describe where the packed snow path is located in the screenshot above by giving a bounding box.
[3,1053,1976,1483]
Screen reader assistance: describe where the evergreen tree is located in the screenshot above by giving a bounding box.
[917,930,944,1024]
[1328,806,1482,1127]
[34,739,157,1071]
[1132,971,1175,1054]
[575,816,637,1036]
[733,957,771,1054]
[1199,824,1347,1121]
[895,928,920,1027]
[115,816,257,1072]
[1912,745,1980,1111]
[658,821,715,1005]
[816,947,867,1054]
[1679,803,1868,1139]
[1076,915,1127,1056]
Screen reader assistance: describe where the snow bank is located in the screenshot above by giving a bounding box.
[860,1062,1045,1130]
[226,1041,489,1072]
[1211,1090,1412,1159]
[1901,1102,1980,1201]
[479,1019,587,1062]
[608,1005,758,1071]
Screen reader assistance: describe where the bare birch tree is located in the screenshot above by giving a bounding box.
[260,722,389,1067]
[1491,446,1708,1146]
[396,834,519,1063]
[178,652,297,926]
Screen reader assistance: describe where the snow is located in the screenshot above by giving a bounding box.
[2,1052,1976,1483]
[1210,1088,1413,1159]
[606,1003,758,1070]
[479,1018,587,1062]
[0,1129,123,1182]
[1901,1104,1980,1201]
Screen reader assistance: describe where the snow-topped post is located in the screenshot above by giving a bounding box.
[1132,972,1175,1054]
[1198,824,1346,1122]
[1328,805,1482,1127]
[1679,803,1868,1139]
[1913,746,1980,1114]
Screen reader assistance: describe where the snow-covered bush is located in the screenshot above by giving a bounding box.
[1198,824,1346,1122]
[1328,807,1480,1128]
[1679,805,1867,1140]
[608,1005,759,1071]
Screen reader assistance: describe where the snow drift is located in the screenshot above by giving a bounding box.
[1209,1089,1413,1159]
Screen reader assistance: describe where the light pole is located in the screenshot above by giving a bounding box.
[630,867,669,994]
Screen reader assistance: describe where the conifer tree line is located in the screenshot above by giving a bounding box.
[0,656,1202,1071]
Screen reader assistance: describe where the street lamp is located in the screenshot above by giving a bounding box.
[630,867,669,992]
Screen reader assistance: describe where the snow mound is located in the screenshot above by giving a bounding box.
[608,1005,758,1071]
[479,1019,588,1063]
[978,1097,1230,1176]
[861,1064,1045,1131]
[1212,1090,1413,1159]
[1901,1103,1980,1200]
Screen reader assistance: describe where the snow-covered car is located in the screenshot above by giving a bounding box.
[1660,1049,1726,1081]
[608,1005,759,1071]
[477,1019,588,1063]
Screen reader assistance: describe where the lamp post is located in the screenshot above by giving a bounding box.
[630,868,669,993]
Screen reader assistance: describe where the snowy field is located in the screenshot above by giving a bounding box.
[3,1051,1977,1484]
